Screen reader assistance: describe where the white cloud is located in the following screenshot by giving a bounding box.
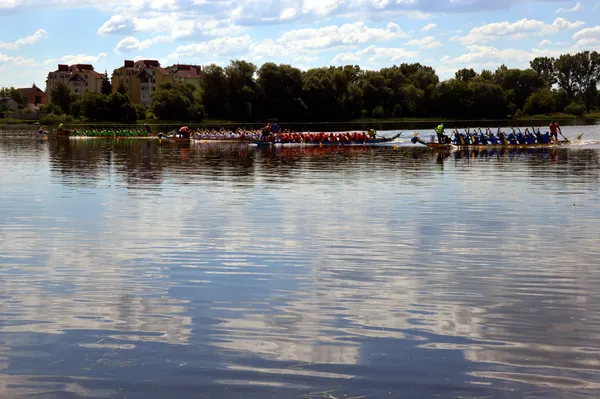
[538,39,564,46]
[572,38,599,49]
[302,0,345,17]
[97,15,136,35]
[421,23,437,32]
[573,25,600,40]
[293,55,319,64]
[357,45,419,63]
[197,19,243,37]
[406,36,443,49]
[453,18,584,45]
[556,2,582,13]
[0,29,47,50]
[0,53,37,66]
[171,36,253,58]
[280,8,297,20]
[44,53,108,66]
[440,45,563,67]
[277,22,407,50]
[171,20,195,39]
[331,45,419,65]
[114,36,171,53]
[332,52,361,63]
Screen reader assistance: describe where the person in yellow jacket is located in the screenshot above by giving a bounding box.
[435,123,445,143]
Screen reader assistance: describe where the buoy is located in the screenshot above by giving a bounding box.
[393,145,397,150]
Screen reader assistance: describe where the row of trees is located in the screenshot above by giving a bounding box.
[171,51,599,121]
[40,50,599,122]
[43,83,138,123]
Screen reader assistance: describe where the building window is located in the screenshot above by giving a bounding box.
[153,87,156,91]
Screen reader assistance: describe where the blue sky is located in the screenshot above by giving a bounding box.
[1,0,599,89]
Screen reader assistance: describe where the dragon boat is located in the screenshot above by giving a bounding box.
[38,128,154,138]
[410,133,582,150]
[252,133,402,147]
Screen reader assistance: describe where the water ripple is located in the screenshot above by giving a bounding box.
[1,125,600,398]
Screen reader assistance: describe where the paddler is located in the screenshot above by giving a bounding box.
[178,126,190,139]
[368,128,377,139]
[435,123,445,144]
[549,121,561,143]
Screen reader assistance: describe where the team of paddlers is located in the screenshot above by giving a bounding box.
[40,120,570,146]
[441,127,562,145]
[170,123,381,143]
[433,121,566,145]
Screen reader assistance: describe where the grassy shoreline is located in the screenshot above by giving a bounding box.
[2,113,599,127]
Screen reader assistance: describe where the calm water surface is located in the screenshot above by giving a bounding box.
[1,125,600,399]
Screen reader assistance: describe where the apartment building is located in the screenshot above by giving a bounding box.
[45,64,104,101]
[167,64,202,89]
[111,60,172,107]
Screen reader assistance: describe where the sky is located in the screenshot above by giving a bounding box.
[0,0,599,89]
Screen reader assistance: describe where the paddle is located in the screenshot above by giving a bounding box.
[559,130,570,143]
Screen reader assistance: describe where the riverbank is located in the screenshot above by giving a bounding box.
[3,113,599,128]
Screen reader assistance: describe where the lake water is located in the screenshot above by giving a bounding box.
[1,124,600,399]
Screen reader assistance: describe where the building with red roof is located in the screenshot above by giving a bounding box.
[112,60,173,107]
[45,64,105,101]
[18,84,48,108]
[167,64,202,89]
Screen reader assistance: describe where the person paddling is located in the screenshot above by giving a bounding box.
[549,121,561,143]
[435,123,445,144]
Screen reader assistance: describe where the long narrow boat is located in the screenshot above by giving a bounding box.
[38,129,156,139]
[191,138,253,144]
[252,133,402,147]
[410,135,571,150]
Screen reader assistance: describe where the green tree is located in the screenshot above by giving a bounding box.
[50,82,77,114]
[0,87,26,108]
[571,51,600,111]
[565,102,585,116]
[372,105,385,118]
[116,84,127,95]
[151,81,204,121]
[101,71,112,95]
[257,63,304,120]
[470,81,508,118]
[201,64,228,119]
[523,89,556,115]
[360,70,392,117]
[82,92,110,121]
[530,57,556,88]
[455,68,477,83]
[69,100,83,117]
[108,92,136,123]
[41,102,63,115]
[301,67,339,120]
[554,54,578,101]
[225,60,261,120]
[437,79,474,118]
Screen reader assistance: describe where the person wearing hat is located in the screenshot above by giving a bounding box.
[435,123,445,144]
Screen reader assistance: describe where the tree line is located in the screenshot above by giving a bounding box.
[37,50,599,123]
